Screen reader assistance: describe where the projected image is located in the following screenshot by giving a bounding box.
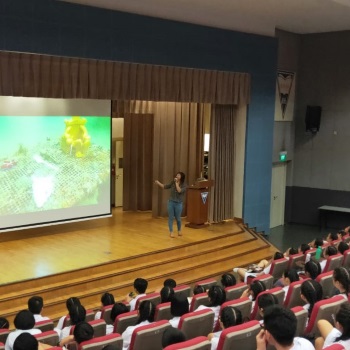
[0,116,110,216]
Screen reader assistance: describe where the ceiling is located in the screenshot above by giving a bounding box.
[61,0,350,36]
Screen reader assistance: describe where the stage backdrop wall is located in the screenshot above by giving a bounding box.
[0,0,278,233]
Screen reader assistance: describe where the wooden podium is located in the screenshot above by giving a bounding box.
[185,179,214,228]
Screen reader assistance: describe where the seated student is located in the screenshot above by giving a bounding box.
[256,305,315,350]
[315,302,350,350]
[220,273,236,288]
[303,260,322,280]
[299,243,311,255]
[300,280,323,323]
[122,300,155,350]
[233,252,284,283]
[169,294,189,328]
[319,245,338,272]
[125,278,148,311]
[5,310,42,350]
[338,241,349,255]
[95,292,115,320]
[28,296,50,323]
[13,333,50,350]
[163,278,177,289]
[161,327,186,349]
[160,286,174,303]
[241,280,267,312]
[58,304,86,341]
[257,293,279,322]
[208,306,242,350]
[195,286,226,330]
[107,302,129,334]
[55,297,81,330]
[281,269,299,299]
[187,285,206,305]
[0,317,10,329]
[326,232,339,244]
[59,321,94,348]
[331,267,350,299]
[283,247,298,258]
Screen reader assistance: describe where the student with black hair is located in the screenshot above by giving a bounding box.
[161,328,186,348]
[28,296,50,323]
[58,304,86,341]
[169,293,189,328]
[315,302,350,350]
[160,286,174,303]
[95,292,115,320]
[241,280,267,312]
[257,293,279,321]
[59,321,94,348]
[55,296,81,330]
[125,278,148,311]
[5,310,41,350]
[256,305,314,350]
[196,285,226,330]
[0,317,9,329]
[300,280,323,319]
[122,300,155,350]
[319,245,338,272]
[106,302,129,335]
[208,307,242,350]
[187,285,206,305]
[326,232,339,243]
[281,269,299,300]
[220,273,236,288]
[163,278,177,288]
[304,260,322,280]
[338,241,349,255]
[331,267,350,298]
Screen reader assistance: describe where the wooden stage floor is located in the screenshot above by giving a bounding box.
[0,208,244,285]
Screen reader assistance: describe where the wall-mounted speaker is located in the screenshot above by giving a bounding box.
[305,105,322,134]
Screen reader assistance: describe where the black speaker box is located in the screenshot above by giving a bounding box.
[305,105,322,134]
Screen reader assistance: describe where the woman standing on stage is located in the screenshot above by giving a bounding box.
[155,172,186,238]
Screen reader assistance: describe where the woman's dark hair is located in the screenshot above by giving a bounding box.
[314,238,323,248]
[300,280,323,317]
[170,294,189,317]
[333,267,350,294]
[160,286,174,303]
[137,300,155,324]
[13,333,38,350]
[193,285,205,295]
[110,303,129,323]
[69,305,86,325]
[221,273,236,288]
[208,286,226,306]
[324,245,338,257]
[257,293,278,310]
[289,247,298,255]
[300,243,311,254]
[101,292,115,307]
[220,306,242,329]
[283,269,299,284]
[338,241,349,255]
[14,310,35,330]
[177,172,185,184]
[305,260,322,280]
[73,322,94,344]
[335,303,350,342]
[66,297,81,312]
[273,252,284,260]
[250,281,266,301]
[0,317,9,329]
[161,327,186,348]
[163,278,177,288]
[328,232,339,241]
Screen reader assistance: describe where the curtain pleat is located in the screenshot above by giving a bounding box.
[209,105,236,222]
[0,51,250,104]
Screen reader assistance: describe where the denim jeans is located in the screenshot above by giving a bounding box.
[168,200,183,233]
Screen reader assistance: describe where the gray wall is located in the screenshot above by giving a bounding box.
[289,30,350,225]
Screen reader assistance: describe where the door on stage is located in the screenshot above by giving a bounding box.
[270,163,287,228]
[115,140,124,207]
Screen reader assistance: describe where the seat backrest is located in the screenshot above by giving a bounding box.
[251,287,285,320]
[194,278,217,290]
[225,282,248,301]
[34,330,59,346]
[163,336,211,350]
[35,319,54,332]
[114,310,138,334]
[219,297,252,323]
[0,329,10,344]
[342,249,350,268]
[178,309,214,340]
[251,274,274,289]
[79,333,123,350]
[323,254,343,273]
[129,320,171,350]
[304,295,347,337]
[155,302,172,321]
[216,320,261,350]
[173,285,191,298]
[322,344,346,350]
[0,342,4,350]
[135,293,161,310]
[100,304,113,324]
[284,279,309,308]
[331,239,342,249]
[288,253,305,270]
[316,271,335,298]
[291,306,308,337]
[89,319,106,338]
[189,292,210,312]
[269,258,289,279]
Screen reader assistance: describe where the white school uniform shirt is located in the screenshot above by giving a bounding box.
[94,311,102,320]
[290,337,315,350]
[129,294,146,311]
[122,320,150,350]
[169,316,181,328]
[323,327,350,349]
[210,330,222,350]
[195,305,219,331]
[320,259,327,272]
[5,329,42,350]
[55,315,66,330]
[34,314,50,322]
